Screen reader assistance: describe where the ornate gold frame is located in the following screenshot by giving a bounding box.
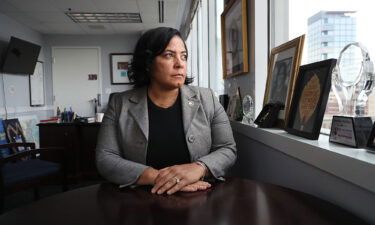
[263,35,305,127]
[221,0,248,79]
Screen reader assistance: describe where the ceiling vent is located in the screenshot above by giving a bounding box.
[65,12,142,23]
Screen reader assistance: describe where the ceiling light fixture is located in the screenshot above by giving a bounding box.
[65,12,142,23]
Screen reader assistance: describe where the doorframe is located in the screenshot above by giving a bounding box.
[51,46,102,111]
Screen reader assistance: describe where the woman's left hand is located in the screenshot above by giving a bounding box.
[180,181,211,192]
[151,163,206,195]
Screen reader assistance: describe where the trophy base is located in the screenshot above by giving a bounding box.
[329,116,373,148]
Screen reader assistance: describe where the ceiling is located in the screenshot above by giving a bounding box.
[0,0,188,35]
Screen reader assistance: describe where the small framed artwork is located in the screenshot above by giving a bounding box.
[285,59,337,140]
[29,61,45,106]
[2,118,26,154]
[263,35,305,127]
[254,103,283,128]
[226,87,243,121]
[110,53,133,84]
[221,0,248,79]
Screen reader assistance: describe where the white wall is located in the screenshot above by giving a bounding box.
[43,34,140,111]
[0,13,51,119]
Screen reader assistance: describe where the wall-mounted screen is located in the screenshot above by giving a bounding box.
[0,36,41,75]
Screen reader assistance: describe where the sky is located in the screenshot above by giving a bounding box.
[289,0,375,61]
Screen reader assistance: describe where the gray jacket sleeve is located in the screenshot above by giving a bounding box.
[196,89,237,181]
[95,94,149,186]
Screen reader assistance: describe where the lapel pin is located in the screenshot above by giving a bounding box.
[188,101,194,106]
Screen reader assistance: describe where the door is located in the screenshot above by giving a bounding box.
[52,47,101,117]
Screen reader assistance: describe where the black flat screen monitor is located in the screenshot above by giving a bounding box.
[0,36,41,75]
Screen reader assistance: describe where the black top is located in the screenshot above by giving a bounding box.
[146,93,191,169]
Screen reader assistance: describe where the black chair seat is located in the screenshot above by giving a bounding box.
[3,159,60,186]
[0,142,67,214]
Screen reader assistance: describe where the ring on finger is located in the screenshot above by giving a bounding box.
[174,177,181,184]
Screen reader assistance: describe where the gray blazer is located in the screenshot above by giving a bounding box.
[96,85,237,186]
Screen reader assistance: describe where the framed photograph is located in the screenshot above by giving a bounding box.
[263,35,305,127]
[285,59,337,140]
[110,53,132,84]
[226,87,242,121]
[29,61,45,106]
[221,0,248,79]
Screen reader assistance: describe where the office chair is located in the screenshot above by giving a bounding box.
[0,142,68,213]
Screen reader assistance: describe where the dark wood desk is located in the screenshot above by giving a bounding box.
[0,178,369,225]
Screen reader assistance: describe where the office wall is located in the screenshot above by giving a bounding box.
[0,13,51,119]
[43,34,139,111]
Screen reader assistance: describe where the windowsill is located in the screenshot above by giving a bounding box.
[231,121,375,194]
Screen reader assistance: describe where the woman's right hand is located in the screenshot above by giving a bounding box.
[136,167,159,185]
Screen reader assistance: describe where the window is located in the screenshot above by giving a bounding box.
[287,0,375,132]
[186,0,224,95]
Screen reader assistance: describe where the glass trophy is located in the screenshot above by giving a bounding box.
[329,43,375,147]
[242,95,255,125]
[331,42,375,116]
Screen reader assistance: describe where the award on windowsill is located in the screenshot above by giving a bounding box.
[241,95,255,125]
[330,43,375,147]
[329,116,373,148]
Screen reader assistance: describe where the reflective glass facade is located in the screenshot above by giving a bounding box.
[307,11,357,63]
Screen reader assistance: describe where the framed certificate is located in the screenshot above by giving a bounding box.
[285,59,336,140]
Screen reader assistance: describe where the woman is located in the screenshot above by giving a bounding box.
[96,27,236,195]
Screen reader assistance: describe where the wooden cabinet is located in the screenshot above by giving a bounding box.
[38,123,101,181]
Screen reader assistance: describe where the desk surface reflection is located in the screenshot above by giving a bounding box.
[0,178,369,225]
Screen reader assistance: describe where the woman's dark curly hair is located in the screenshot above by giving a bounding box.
[128,27,194,88]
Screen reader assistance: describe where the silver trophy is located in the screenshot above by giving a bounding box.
[332,42,375,116]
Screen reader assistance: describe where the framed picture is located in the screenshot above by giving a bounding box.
[0,118,11,157]
[226,87,243,121]
[285,59,337,140]
[263,35,305,128]
[221,0,248,79]
[110,53,132,84]
[2,119,26,154]
[254,103,283,128]
[29,61,45,106]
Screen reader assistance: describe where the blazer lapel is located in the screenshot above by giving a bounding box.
[180,85,200,134]
[128,87,149,140]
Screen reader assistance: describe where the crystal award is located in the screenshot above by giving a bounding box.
[331,42,375,116]
[242,95,254,125]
